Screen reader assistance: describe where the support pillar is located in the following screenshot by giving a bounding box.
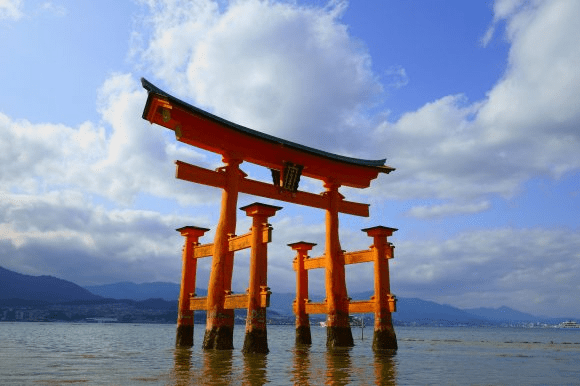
[363,226,398,350]
[289,242,317,345]
[175,226,209,347]
[241,203,282,354]
[203,156,244,350]
[323,181,353,348]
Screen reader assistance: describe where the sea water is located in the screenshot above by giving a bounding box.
[1,322,579,385]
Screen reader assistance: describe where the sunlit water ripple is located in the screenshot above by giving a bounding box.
[1,323,579,385]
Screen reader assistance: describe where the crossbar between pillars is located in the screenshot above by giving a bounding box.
[175,202,281,352]
[289,226,398,351]
[175,226,210,347]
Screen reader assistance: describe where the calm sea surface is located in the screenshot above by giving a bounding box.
[1,322,579,385]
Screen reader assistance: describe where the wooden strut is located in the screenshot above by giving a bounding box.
[241,203,282,354]
[289,241,317,345]
[202,156,242,350]
[178,201,281,352]
[175,226,209,347]
[140,79,397,351]
[290,226,398,351]
[175,160,370,217]
[323,180,354,348]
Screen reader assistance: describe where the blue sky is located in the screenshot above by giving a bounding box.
[1,0,579,318]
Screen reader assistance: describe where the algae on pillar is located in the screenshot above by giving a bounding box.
[289,241,317,345]
[240,203,282,354]
[324,181,354,348]
[175,226,209,347]
[203,157,242,350]
[363,226,398,351]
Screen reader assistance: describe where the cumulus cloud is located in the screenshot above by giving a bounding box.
[136,0,382,154]
[392,227,580,317]
[0,71,227,287]
[405,201,491,219]
[2,0,579,317]
[0,0,23,20]
[384,65,409,90]
[133,0,580,217]
[481,0,529,46]
[0,190,209,285]
[243,215,580,318]
[371,0,580,216]
[0,73,217,206]
[37,2,67,17]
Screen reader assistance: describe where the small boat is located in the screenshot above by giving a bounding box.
[557,321,580,328]
[319,321,327,327]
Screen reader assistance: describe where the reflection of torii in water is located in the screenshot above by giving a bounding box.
[140,78,398,352]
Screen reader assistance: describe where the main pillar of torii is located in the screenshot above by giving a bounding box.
[140,78,395,349]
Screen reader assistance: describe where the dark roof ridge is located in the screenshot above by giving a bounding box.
[141,77,390,169]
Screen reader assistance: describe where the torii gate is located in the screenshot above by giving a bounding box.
[140,78,398,352]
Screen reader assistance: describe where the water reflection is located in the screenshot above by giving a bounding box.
[325,348,353,385]
[373,350,397,385]
[203,349,234,385]
[169,339,398,384]
[171,347,192,386]
[291,345,312,385]
[242,353,268,385]
[290,343,397,385]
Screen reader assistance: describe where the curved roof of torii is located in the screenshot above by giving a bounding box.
[141,78,394,188]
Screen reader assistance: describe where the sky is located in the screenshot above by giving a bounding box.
[1,0,579,318]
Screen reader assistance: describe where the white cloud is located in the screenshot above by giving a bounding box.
[249,215,580,317]
[38,2,67,17]
[384,65,409,90]
[0,73,217,207]
[392,227,580,317]
[0,190,207,285]
[481,0,529,46]
[134,0,580,217]
[0,0,68,21]
[405,201,491,219]
[0,0,23,20]
[2,191,578,316]
[137,0,381,154]
[370,0,580,215]
[2,0,579,319]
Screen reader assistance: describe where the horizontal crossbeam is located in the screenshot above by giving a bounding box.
[348,300,375,314]
[293,248,393,271]
[192,228,272,258]
[301,300,376,314]
[189,293,270,310]
[176,160,369,217]
[142,79,395,189]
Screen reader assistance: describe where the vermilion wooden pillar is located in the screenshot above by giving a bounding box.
[203,156,244,350]
[324,181,354,348]
[363,226,398,350]
[241,203,282,353]
[141,79,397,351]
[289,241,317,345]
[176,226,209,347]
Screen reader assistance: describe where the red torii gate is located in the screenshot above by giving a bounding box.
[140,78,398,352]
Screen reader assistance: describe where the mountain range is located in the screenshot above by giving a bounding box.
[85,282,206,301]
[0,266,102,303]
[1,266,572,324]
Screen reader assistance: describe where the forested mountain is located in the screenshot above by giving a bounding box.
[2,266,559,325]
[0,266,102,303]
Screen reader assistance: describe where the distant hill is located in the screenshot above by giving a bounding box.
[265,291,487,325]
[394,298,487,325]
[463,306,539,322]
[0,266,103,303]
[269,292,296,315]
[85,282,206,301]
[4,267,562,325]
